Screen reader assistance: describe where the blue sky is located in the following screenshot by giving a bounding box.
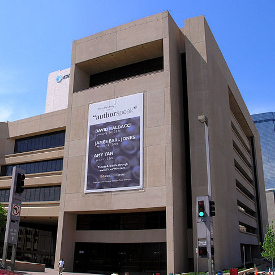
[0,1,274,122]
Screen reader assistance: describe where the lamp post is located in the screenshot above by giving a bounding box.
[198,115,214,275]
[198,115,212,197]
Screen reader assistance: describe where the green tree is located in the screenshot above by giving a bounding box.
[0,202,7,244]
[261,222,275,274]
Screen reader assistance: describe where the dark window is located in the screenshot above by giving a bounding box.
[0,186,61,203]
[76,211,166,231]
[239,222,257,234]
[14,130,65,154]
[89,57,163,88]
[0,159,63,176]
[74,242,166,274]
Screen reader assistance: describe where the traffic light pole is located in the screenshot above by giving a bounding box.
[198,115,215,275]
[2,166,25,271]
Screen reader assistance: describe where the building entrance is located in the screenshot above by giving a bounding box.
[74,242,166,275]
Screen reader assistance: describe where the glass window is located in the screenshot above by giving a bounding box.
[45,161,51,172]
[76,211,166,231]
[44,188,50,201]
[14,130,65,154]
[0,186,61,203]
[46,136,51,149]
[30,163,35,174]
[0,190,5,202]
[56,159,62,171]
[1,166,7,176]
[252,112,275,190]
[30,189,35,201]
[34,137,39,151]
[26,140,31,151]
[0,159,63,176]
[38,162,43,173]
[74,242,166,274]
[5,190,10,202]
[34,188,40,201]
[51,135,56,147]
[49,188,54,201]
[39,188,45,201]
[24,189,30,202]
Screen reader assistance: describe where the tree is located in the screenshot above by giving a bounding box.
[0,202,7,244]
[261,222,275,274]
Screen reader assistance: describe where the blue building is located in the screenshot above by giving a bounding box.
[252,112,275,190]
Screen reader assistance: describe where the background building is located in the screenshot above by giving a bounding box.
[252,112,275,191]
[0,12,268,274]
[45,68,70,113]
[252,112,275,224]
[0,111,66,266]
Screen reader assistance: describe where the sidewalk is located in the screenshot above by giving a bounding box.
[20,268,89,275]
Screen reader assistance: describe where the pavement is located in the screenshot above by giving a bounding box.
[19,268,89,275]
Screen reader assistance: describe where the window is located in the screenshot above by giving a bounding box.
[239,222,256,234]
[76,211,166,230]
[0,186,61,202]
[14,131,65,154]
[89,57,163,88]
[0,159,63,176]
[74,242,166,274]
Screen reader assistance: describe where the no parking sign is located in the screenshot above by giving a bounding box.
[12,204,20,217]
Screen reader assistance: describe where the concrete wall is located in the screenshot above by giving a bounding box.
[266,190,275,225]
[166,14,188,272]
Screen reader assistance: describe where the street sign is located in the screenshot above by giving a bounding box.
[198,240,207,246]
[12,204,20,217]
[7,222,19,245]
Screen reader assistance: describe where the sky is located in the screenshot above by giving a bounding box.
[0,0,274,122]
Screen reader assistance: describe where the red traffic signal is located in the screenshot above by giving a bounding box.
[16,173,25,194]
[198,200,205,217]
[198,246,207,257]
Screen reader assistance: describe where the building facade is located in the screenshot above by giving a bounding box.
[252,112,275,224]
[0,12,268,274]
[252,112,275,191]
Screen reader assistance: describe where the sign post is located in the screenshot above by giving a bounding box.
[2,166,25,271]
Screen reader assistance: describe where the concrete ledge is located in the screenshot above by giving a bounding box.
[4,260,45,272]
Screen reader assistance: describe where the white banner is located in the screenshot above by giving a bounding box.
[85,93,143,193]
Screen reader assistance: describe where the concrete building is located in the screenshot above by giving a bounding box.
[252,112,275,224]
[45,68,70,113]
[0,12,268,274]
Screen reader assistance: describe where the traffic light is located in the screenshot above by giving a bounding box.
[198,200,206,217]
[209,200,215,217]
[198,246,207,257]
[16,173,25,194]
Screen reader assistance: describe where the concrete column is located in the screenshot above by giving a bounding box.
[54,212,77,271]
